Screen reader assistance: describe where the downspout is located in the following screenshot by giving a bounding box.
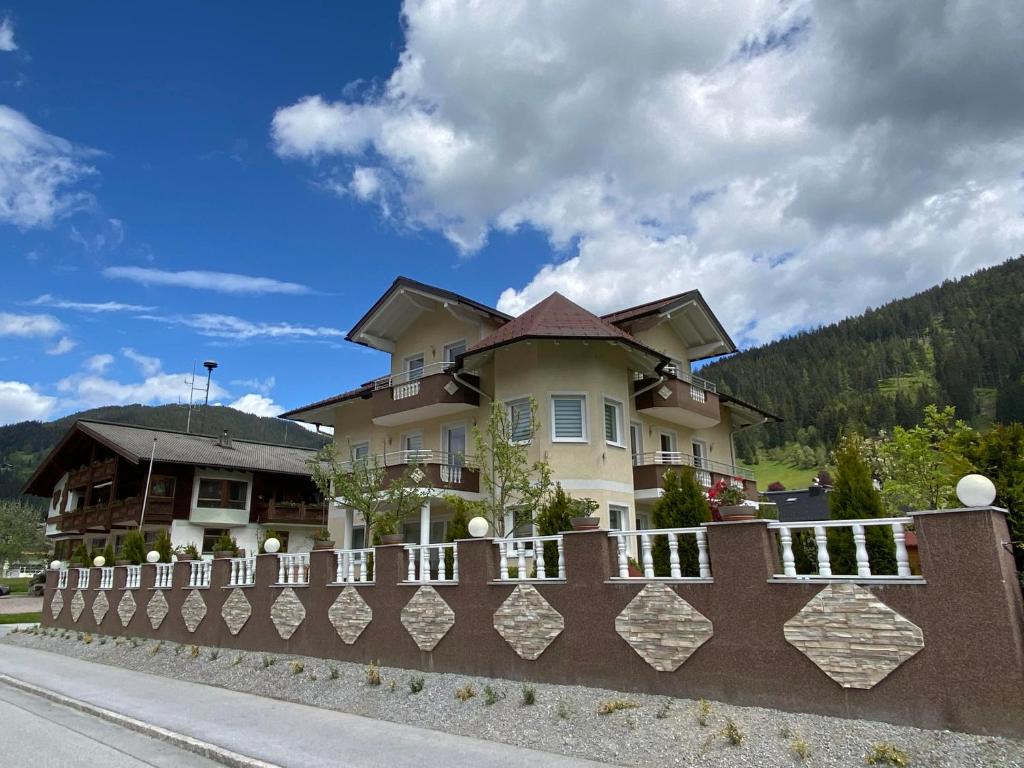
[632,374,667,399]
[453,369,492,402]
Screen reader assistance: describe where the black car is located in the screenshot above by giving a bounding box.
[0,583,10,597]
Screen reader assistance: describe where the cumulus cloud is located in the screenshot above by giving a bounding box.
[28,294,155,313]
[56,370,230,412]
[0,381,56,425]
[272,0,1024,345]
[0,106,95,228]
[141,312,345,341]
[85,353,114,373]
[121,347,162,377]
[0,17,16,52]
[45,336,76,355]
[102,266,312,295]
[0,312,62,337]
[230,376,276,395]
[229,393,283,418]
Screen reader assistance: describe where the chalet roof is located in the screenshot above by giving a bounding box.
[601,291,701,324]
[277,385,373,422]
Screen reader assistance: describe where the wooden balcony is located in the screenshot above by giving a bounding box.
[632,452,757,499]
[634,372,720,429]
[57,497,174,533]
[66,457,117,489]
[256,500,329,527]
[370,365,480,427]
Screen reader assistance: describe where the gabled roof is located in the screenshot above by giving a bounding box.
[278,384,373,423]
[465,292,670,364]
[601,290,701,324]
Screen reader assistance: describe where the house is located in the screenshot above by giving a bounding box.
[281,277,778,547]
[22,420,325,559]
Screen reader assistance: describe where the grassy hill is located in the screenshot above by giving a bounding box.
[0,404,329,505]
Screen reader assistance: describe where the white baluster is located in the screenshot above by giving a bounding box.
[421,548,430,583]
[452,546,459,582]
[779,526,797,577]
[641,532,654,578]
[893,523,911,577]
[556,537,566,580]
[814,526,832,577]
[616,534,629,578]
[349,552,357,583]
[517,540,527,580]
[407,547,417,582]
[277,556,286,584]
[498,541,509,580]
[668,534,681,579]
[438,545,448,581]
[536,541,547,579]
[852,524,871,577]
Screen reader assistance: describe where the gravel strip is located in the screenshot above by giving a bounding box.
[5,628,1022,768]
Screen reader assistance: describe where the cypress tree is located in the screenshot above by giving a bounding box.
[651,468,711,576]
[828,437,895,574]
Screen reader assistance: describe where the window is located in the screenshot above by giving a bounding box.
[349,442,370,462]
[552,395,587,442]
[150,475,176,498]
[692,440,707,469]
[403,432,424,454]
[630,422,643,464]
[405,354,425,380]
[197,478,249,510]
[201,529,228,554]
[609,504,629,531]
[352,526,365,549]
[604,398,623,446]
[443,339,467,362]
[507,398,533,443]
[91,481,112,506]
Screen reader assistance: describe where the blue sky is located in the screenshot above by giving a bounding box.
[2,2,1021,425]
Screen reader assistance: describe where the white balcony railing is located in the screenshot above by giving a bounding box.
[98,567,114,590]
[278,553,310,585]
[229,556,256,586]
[372,361,456,392]
[125,565,141,590]
[337,450,474,476]
[635,366,717,393]
[405,543,458,583]
[767,518,915,580]
[610,528,711,579]
[496,536,566,581]
[188,560,212,588]
[76,567,90,589]
[57,569,68,589]
[153,563,173,589]
[631,451,755,483]
[333,548,374,584]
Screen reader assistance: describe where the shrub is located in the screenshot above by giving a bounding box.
[101,541,115,566]
[121,529,147,565]
[408,676,425,694]
[695,698,712,726]
[483,685,501,705]
[212,532,239,555]
[149,640,162,655]
[521,685,536,706]
[290,660,304,675]
[455,684,476,701]
[388,679,396,692]
[655,700,671,719]
[189,645,200,658]
[365,661,381,686]
[209,649,220,660]
[329,666,339,680]
[597,698,640,715]
[866,743,909,767]
[767,481,786,491]
[792,737,811,760]
[556,700,574,720]
[651,469,711,576]
[232,654,244,666]
[262,655,275,668]
[535,483,580,574]
[82,632,93,644]
[72,543,90,566]
[154,529,173,563]
[721,718,744,746]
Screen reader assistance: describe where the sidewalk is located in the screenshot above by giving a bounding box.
[0,643,607,768]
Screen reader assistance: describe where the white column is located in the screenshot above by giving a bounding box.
[419,500,431,546]
[342,507,354,550]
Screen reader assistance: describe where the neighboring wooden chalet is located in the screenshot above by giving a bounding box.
[23,420,325,559]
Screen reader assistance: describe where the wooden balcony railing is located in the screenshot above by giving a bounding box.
[256,500,329,526]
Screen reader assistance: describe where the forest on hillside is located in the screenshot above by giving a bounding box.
[0,404,329,504]
[704,256,1024,464]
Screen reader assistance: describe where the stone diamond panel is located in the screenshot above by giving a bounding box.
[271,587,306,640]
[181,589,207,633]
[221,588,252,635]
[493,584,564,660]
[784,583,924,689]
[615,583,713,672]
[91,591,109,625]
[147,590,169,630]
[70,590,85,622]
[329,587,373,645]
[50,590,64,620]
[401,586,454,651]
[117,592,136,627]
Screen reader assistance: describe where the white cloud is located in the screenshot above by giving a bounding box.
[28,294,155,313]
[0,381,56,425]
[46,336,76,355]
[272,0,1024,345]
[141,313,345,341]
[70,217,124,252]
[229,393,283,418]
[0,312,62,337]
[230,376,276,395]
[85,353,114,373]
[121,347,162,377]
[0,17,16,52]
[102,266,312,295]
[56,370,230,412]
[0,105,95,228]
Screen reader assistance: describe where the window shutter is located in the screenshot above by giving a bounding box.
[509,399,532,442]
[604,402,617,442]
[553,396,584,439]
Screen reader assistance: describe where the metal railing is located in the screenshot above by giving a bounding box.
[372,361,456,391]
[333,548,374,584]
[631,451,755,483]
[610,528,711,579]
[188,560,212,588]
[76,567,90,589]
[635,366,717,393]
[767,518,915,580]
[98,567,114,589]
[153,563,173,589]
[125,565,141,590]
[404,543,458,583]
[496,536,566,581]
[229,556,256,586]
[57,569,68,589]
[277,553,310,585]
[338,450,474,473]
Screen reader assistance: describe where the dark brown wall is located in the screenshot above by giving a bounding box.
[43,508,1024,738]
[370,372,479,421]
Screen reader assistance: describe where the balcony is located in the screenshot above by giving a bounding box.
[67,457,117,489]
[370,363,480,427]
[341,451,480,494]
[256,500,329,527]
[634,370,720,429]
[632,452,757,499]
[57,498,174,533]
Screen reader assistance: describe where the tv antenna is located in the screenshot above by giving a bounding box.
[185,360,219,433]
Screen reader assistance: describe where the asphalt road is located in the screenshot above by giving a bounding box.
[0,681,223,768]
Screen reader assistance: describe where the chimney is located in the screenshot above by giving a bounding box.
[218,430,232,449]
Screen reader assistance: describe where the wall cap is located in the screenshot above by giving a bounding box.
[908,506,1008,518]
[705,518,771,526]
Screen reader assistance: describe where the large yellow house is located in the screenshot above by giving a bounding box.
[282,277,776,548]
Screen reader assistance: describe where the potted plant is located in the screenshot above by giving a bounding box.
[708,478,753,521]
[375,515,405,545]
[175,543,200,561]
[312,528,335,550]
[569,496,601,531]
[212,532,239,558]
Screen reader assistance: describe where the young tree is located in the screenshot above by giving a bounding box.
[472,398,552,537]
[828,436,895,574]
[651,468,711,576]
[0,500,48,568]
[535,483,595,574]
[154,529,174,563]
[101,541,115,566]
[121,529,147,565]
[442,494,481,574]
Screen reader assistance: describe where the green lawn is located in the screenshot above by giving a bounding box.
[742,457,825,492]
[0,577,30,594]
[0,612,41,624]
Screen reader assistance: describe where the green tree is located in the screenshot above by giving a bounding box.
[651,469,711,576]
[121,529,146,565]
[72,542,90,566]
[101,541,115,566]
[535,483,593,575]
[442,495,480,575]
[154,529,173,563]
[828,436,895,575]
[0,499,48,567]
[956,423,1024,565]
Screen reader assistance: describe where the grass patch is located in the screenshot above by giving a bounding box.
[0,612,41,624]
[742,457,824,491]
[866,743,909,766]
[0,577,31,594]
[597,698,640,715]
[521,685,537,706]
[454,684,476,701]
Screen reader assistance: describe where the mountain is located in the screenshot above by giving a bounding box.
[702,256,1024,464]
[0,404,330,504]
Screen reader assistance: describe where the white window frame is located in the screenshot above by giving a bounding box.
[608,503,630,532]
[440,422,468,466]
[692,438,708,468]
[603,396,625,448]
[442,338,467,363]
[404,352,426,380]
[506,395,534,445]
[191,469,253,514]
[401,431,424,457]
[629,421,644,464]
[349,441,370,460]
[550,392,588,443]
[657,429,678,456]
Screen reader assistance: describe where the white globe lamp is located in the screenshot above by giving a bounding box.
[263,537,281,554]
[146,550,160,564]
[468,516,489,538]
[50,560,62,570]
[956,474,997,508]
[92,555,105,567]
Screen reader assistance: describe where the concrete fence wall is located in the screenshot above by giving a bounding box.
[41,507,1024,738]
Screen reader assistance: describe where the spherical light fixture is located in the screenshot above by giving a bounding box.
[956,474,997,508]
[92,555,105,568]
[468,516,490,538]
[263,537,281,554]
[146,550,160,564]
[50,560,62,570]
